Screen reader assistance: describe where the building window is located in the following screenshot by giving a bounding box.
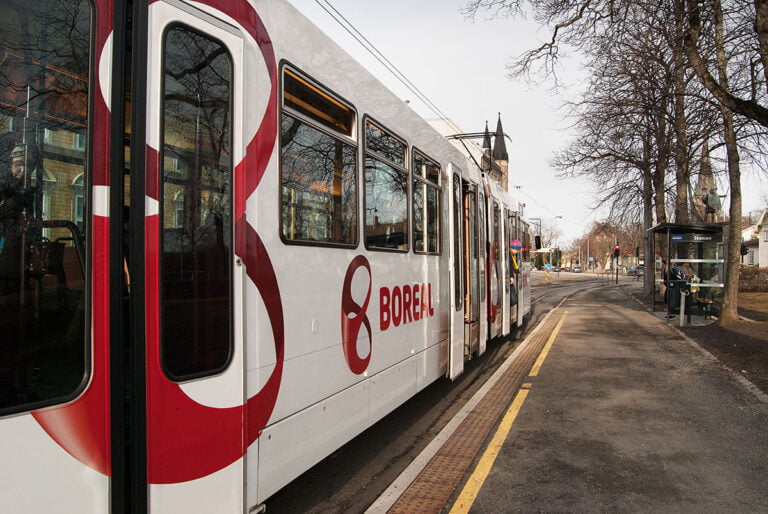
[764,230,768,242]
[412,150,441,254]
[280,68,358,246]
[72,173,85,232]
[43,128,55,145]
[74,131,86,151]
[364,119,408,251]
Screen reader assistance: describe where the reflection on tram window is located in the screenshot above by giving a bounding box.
[412,151,440,254]
[283,68,354,136]
[364,157,408,250]
[453,174,462,309]
[0,0,90,415]
[364,120,408,251]
[280,114,358,245]
[365,120,405,167]
[161,25,233,381]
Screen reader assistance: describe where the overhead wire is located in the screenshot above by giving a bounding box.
[313,0,464,135]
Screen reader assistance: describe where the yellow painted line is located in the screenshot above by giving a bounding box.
[529,312,568,377]
[521,382,532,389]
[449,388,530,514]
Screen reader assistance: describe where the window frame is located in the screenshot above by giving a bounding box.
[278,62,360,249]
[159,22,235,382]
[411,147,442,255]
[362,115,410,253]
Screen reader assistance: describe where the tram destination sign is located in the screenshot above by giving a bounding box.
[671,233,722,243]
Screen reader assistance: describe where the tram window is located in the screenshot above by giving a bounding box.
[280,115,357,246]
[365,119,405,167]
[478,191,486,302]
[453,174,462,309]
[161,26,233,381]
[364,119,408,251]
[283,69,354,136]
[412,151,440,254]
[0,0,90,415]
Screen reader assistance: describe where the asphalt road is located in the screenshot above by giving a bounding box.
[264,273,599,512]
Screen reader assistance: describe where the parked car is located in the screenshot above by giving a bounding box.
[573,266,582,273]
[628,265,645,276]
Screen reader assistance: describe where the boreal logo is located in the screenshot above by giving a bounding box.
[341,255,373,374]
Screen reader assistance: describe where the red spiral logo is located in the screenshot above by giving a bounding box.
[341,255,372,374]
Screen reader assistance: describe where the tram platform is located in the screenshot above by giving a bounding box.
[367,281,768,513]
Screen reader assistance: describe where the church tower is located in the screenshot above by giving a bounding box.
[492,113,509,191]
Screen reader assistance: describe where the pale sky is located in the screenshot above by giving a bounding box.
[287,0,768,243]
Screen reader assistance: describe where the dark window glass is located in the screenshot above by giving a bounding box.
[0,0,90,414]
[453,174,462,309]
[283,69,354,136]
[413,151,440,254]
[413,179,440,254]
[161,26,233,380]
[365,157,408,250]
[478,191,486,301]
[280,114,357,245]
[413,151,439,184]
[365,120,405,167]
[364,120,408,251]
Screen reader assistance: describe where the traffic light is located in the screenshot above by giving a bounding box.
[613,244,620,258]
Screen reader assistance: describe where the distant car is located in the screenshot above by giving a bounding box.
[628,265,645,276]
[572,266,582,273]
[553,266,561,272]
[563,266,571,272]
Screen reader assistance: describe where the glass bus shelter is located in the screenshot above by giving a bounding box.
[649,223,725,318]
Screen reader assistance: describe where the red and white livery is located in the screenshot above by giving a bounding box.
[0,0,532,511]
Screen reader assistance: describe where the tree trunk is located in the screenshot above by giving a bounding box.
[643,134,654,295]
[754,0,768,96]
[673,1,691,224]
[714,0,742,323]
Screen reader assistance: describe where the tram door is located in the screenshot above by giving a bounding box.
[448,172,464,379]
[488,201,502,339]
[141,2,246,512]
[477,189,488,354]
[462,183,480,357]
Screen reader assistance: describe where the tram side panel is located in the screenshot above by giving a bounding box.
[249,3,455,500]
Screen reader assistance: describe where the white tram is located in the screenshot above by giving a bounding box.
[0,0,531,511]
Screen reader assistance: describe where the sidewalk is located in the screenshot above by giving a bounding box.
[631,284,768,395]
[458,283,768,512]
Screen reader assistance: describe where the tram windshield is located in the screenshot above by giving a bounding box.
[0,0,89,413]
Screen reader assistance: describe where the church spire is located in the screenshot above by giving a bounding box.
[492,113,508,161]
[482,120,492,151]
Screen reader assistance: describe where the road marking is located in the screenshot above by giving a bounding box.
[529,312,567,377]
[449,312,568,513]
[366,303,567,514]
[450,311,568,514]
[449,388,530,514]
